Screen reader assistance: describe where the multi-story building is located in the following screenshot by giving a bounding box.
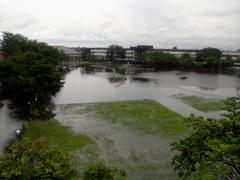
[156,48,200,58]
[222,50,240,60]
[90,48,107,60]
[52,46,80,61]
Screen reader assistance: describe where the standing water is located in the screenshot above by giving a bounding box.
[0,101,25,152]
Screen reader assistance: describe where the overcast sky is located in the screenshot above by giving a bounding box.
[0,0,239,49]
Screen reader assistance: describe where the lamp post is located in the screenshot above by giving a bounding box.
[15,129,21,141]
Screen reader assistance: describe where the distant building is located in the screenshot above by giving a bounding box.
[156,48,200,58]
[52,46,80,61]
[130,45,154,62]
[90,47,136,62]
[84,46,240,62]
[90,48,107,60]
[222,50,240,60]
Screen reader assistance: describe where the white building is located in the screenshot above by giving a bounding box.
[90,48,107,60]
[52,46,80,60]
[222,50,240,60]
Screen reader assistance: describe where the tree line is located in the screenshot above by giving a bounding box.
[78,45,238,71]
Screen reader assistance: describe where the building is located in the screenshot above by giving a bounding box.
[52,46,80,61]
[130,45,154,62]
[222,50,240,60]
[125,49,135,61]
[90,48,135,62]
[90,48,107,60]
[156,48,200,58]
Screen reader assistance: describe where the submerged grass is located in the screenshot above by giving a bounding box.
[87,99,188,137]
[23,120,94,152]
[177,95,225,112]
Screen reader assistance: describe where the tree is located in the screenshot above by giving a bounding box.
[179,53,194,68]
[0,32,63,118]
[83,161,127,180]
[80,48,93,61]
[0,32,63,101]
[144,51,179,67]
[0,139,78,179]
[171,96,240,179]
[106,45,125,61]
[196,47,222,62]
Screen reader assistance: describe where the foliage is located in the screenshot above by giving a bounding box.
[0,32,60,60]
[106,45,126,61]
[179,53,194,68]
[81,48,94,61]
[0,32,64,117]
[171,96,240,179]
[0,139,78,180]
[143,51,179,68]
[0,52,62,102]
[83,161,127,180]
[196,47,222,61]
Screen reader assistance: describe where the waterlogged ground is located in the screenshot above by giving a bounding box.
[54,68,240,118]
[55,100,188,179]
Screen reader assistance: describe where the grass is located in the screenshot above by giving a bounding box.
[23,120,94,152]
[176,95,225,112]
[87,99,188,137]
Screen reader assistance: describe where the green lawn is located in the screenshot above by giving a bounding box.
[23,120,94,152]
[177,95,225,112]
[87,99,188,137]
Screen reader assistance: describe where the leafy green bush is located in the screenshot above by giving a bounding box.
[83,161,127,180]
[171,97,240,179]
[0,139,78,179]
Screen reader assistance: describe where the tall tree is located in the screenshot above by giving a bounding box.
[0,32,63,117]
[106,45,125,61]
[196,47,222,61]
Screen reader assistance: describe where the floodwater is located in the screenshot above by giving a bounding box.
[54,67,240,118]
[0,101,25,152]
[53,67,240,179]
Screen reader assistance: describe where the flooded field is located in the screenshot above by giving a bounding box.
[1,67,240,178]
[55,102,179,179]
[54,67,240,118]
[52,67,239,179]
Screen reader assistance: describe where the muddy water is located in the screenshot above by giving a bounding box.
[53,68,239,179]
[0,101,25,152]
[54,68,240,118]
[55,104,177,179]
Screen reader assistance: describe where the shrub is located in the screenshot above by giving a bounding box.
[0,139,78,179]
[83,161,127,180]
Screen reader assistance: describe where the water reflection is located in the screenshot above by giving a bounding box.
[54,67,240,105]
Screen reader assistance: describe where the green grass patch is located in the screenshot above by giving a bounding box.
[87,99,188,137]
[23,120,94,152]
[176,95,225,112]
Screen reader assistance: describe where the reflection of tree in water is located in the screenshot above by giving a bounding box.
[108,76,127,88]
[199,86,217,91]
[5,96,55,120]
[130,77,159,84]
[131,77,151,83]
